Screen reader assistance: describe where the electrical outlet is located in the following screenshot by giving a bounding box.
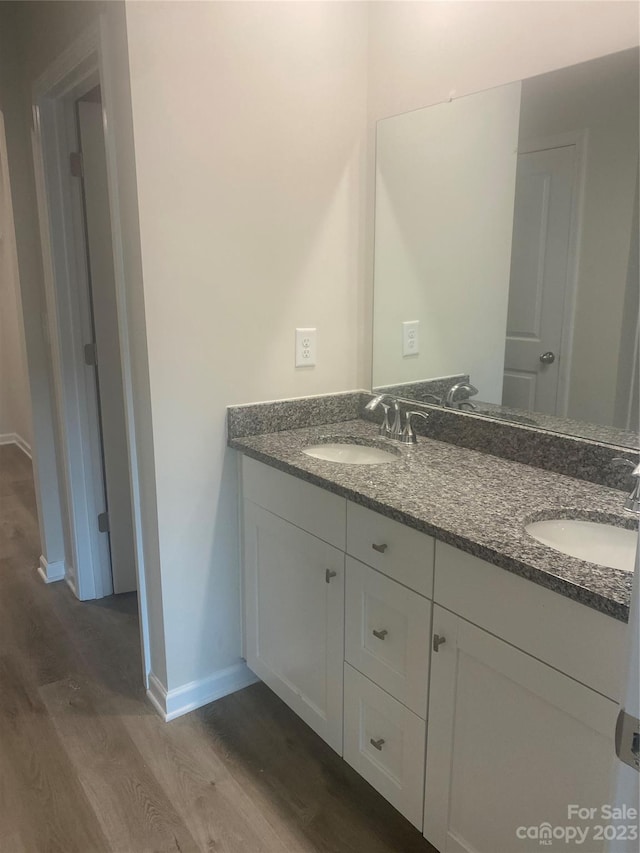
[402,320,419,357]
[295,328,317,367]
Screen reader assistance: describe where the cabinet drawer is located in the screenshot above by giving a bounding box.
[345,558,431,717]
[346,502,434,597]
[242,456,345,549]
[343,664,426,829]
[434,541,627,701]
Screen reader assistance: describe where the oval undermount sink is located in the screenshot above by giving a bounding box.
[525,519,637,572]
[302,442,399,465]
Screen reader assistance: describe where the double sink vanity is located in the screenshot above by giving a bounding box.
[228,392,638,853]
[226,46,640,851]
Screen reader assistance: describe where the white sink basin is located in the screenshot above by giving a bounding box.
[302,442,399,465]
[525,519,637,572]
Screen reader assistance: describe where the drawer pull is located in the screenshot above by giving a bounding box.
[325,569,337,584]
[370,737,386,751]
[372,542,388,554]
[372,628,388,640]
[433,634,446,652]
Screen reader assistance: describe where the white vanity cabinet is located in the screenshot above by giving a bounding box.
[240,457,628,851]
[423,542,627,853]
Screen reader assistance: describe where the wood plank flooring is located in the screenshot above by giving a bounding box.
[0,444,436,853]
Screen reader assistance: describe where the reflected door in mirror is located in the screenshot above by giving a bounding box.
[504,143,577,416]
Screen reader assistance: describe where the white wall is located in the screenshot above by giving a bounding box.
[367,1,640,121]
[125,0,368,691]
[519,49,639,427]
[373,82,521,403]
[0,114,32,448]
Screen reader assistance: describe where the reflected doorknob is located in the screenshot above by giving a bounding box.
[539,351,556,365]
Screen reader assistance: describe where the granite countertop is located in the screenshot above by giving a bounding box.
[229,419,637,623]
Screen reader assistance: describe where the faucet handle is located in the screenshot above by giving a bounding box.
[389,400,402,440]
[378,403,391,437]
[400,410,429,445]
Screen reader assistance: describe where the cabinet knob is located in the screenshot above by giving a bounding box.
[370,737,385,751]
[325,569,337,584]
[372,542,388,554]
[372,628,388,640]
[433,634,446,652]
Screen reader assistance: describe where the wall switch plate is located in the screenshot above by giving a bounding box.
[295,328,317,367]
[402,320,419,357]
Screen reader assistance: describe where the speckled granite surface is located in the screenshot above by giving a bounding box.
[228,391,639,489]
[373,375,468,405]
[376,382,639,449]
[473,400,639,449]
[359,397,640,491]
[227,391,363,439]
[229,419,637,622]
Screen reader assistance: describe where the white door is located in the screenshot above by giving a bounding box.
[503,144,576,415]
[424,605,619,853]
[243,501,345,754]
[77,94,136,594]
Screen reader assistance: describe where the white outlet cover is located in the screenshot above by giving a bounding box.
[295,327,317,367]
[402,320,419,357]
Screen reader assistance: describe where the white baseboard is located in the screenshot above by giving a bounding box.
[38,555,66,584]
[147,662,258,722]
[0,432,32,458]
[14,433,32,458]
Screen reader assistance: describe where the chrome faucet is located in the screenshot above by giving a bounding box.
[612,458,640,514]
[365,394,402,440]
[445,381,479,409]
[365,395,431,444]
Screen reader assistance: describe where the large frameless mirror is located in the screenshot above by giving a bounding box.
[372,48,639,449]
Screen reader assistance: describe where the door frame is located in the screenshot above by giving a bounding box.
[31,19,151,677]
[518,130,588,417]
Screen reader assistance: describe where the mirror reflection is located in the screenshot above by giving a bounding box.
[372,48,639,448]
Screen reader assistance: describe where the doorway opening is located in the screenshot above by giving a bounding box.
[31,23,150,680]
[74,85,136,596]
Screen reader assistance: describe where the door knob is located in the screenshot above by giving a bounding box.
[539,351,555,365]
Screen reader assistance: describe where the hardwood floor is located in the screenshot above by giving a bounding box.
[0,444,436,853]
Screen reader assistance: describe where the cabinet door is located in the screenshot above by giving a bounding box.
[424,606,619,853]
[244,501,344,754]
